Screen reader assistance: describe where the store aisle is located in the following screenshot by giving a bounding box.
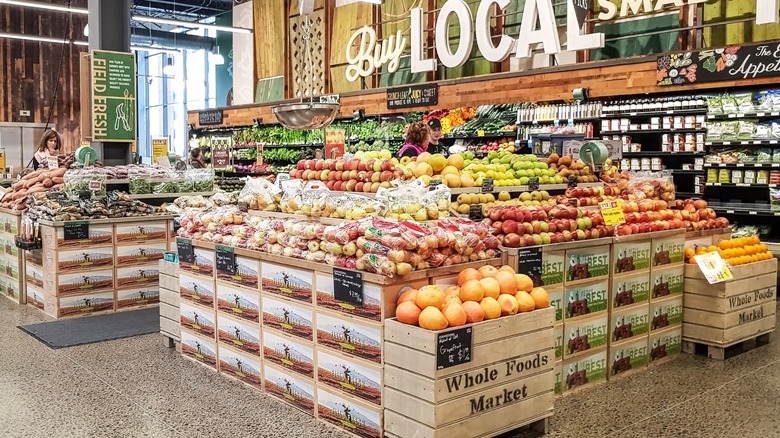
[2,299,780,438]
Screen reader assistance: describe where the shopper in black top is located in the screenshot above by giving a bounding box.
[426,118,448,156]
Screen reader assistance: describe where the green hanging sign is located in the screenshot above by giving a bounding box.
[91,50,137,142]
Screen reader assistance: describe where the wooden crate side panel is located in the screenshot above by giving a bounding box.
[384,328,553,380]
[160,302,179,321]
[383,348,554,405]
[684,273,777,298]
[683,317,776,346]
[384,308,554,356]
[684,258,778,281]
[682,301,776,330]
[383,391,553,438]
[683,287,776,314]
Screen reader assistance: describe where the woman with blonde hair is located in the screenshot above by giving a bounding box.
[32,129,63,170]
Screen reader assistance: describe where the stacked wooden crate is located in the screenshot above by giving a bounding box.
[159,260,180,348]
[0,208,24,304]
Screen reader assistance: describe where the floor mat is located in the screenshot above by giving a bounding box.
[18,307,160,349]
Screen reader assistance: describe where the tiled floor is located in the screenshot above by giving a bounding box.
[2,299,780,438]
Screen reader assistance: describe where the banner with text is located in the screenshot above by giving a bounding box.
[658,42,780,86]
[91,50,137,141]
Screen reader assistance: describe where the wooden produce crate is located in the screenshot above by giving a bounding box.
[682,259,778,358]
[383,308,555,438]
[684,228,731,250]
[159,260,180,347]
[0,208,25,304]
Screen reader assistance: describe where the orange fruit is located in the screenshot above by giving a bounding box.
[418,306,449,330]
[415,285,445,310]
[458,268,482,286]
[396,301,422,325]
[397,288,418,305]
[462,301,485,323]
[460,279,485,302]
[480,277,501,299]
[707,245,718,253]
[529,287,550,309]
[479,297,502,320]
[719,240,731,250]
[515,274,534,292]
[515,291,536,313]
[497,294,519,316]
[498,265,516,275]
[478,265,499,278]
[494,271,518,295]
[442,302,467,327]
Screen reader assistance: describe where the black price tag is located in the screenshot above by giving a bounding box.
[237,201,249,213]
[528,178,540,190]
[437,327,473,370]
[215,245,236,274]
[481,178,494,193]
[63,221,89,241]
[468,205,483,221]
[333,268,364,305]
[568,175,578,188]
[173,220,181,233]
[475,151,485,159]
[176,237,194,264]
[429,179,442,189]
[517,247,543,286]
[568,198,579,207]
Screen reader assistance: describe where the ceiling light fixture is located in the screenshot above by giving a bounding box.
[0,0,87,14]
[0,31,84,45]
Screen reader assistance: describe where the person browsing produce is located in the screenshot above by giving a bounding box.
[398,122,431,158]
[190,148,206,169]
[31,129,62,170]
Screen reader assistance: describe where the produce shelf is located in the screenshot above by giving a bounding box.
[128,192,214,200]
[261,142,324,149]
[675,191,704,198]
[708,202,780,217]
[622,151,706,157]
[518,116,600,124]
[707,111,780,120]
[448,182,602,194]
[602,108,708,118]
[602,128,707,135]
[705,140,780,146]
[705,183,778,188]
[672,170,706,174]
[703,162,780,168]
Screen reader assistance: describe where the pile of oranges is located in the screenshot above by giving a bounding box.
[685,236,773,266]
[395,265,550,331]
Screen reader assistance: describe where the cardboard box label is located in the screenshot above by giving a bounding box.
[57,291,114,318]
[216,283,260,323]
[652,235,685,266]
[185,248,215,276]
[117,287,160,309]
[554,324,564,359]
[316,273,382,322]
[541,251,565,286]
[115,243,167,267]
[317,349,382,406]
[613,240,651,273]
[217,316,261,356]
[217,255,259,288]
[263,330,314,378]
[565,280,608,318]
[180,273,215,307]
[181,331,218,369]
[116,265,159,289]
[26,263,44,288]
[611,305,650,342]
[650,297,683,331]
[54,224,112,247]
[549,287,564,322]
[649,326,682,362]
[609,338,649,376]
[262,295,313,341]
[26,285,45,310]
[317,312,382,364]
[114,222,167,243]
[566,246,610,282]
[48,270,114,296]
[564,315,608,356]
[264,365,315,415]
[218,348,262,389]
[262,262,313,304]
[563,349,607,392]
[554,361,563,395]
[651,265,684,299]
[180,302,216,338]
[317,386,381,438]
[612,271,650,308]
[49,248,114,271]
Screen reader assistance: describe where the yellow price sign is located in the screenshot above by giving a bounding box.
[694,252,733,284]
[152,137,169,163]
[477,130,485,137]
[598,200,626,226]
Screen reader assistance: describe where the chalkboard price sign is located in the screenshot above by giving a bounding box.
[528,178,540,190]
[437,326,473,370]
[176,238,194,264]
[568,175,578,188]
[215,245,236,274]
[469,204,483,221]
[481,178,494,193]
[517,246,543,286]
[333,268,364,305]
[63,221,89,241]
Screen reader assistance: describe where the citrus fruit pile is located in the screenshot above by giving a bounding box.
[686,236,774,266]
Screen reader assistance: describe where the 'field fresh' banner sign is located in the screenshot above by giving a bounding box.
[658,41,780,86]
[91,50,136,142]
[345,0,778,83]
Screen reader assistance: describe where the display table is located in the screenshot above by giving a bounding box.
[0,208,25,304]
[24,216,174,318]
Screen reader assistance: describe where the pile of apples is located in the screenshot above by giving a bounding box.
[486,205,609,247]
[667,198,730,232]
[288,156,411,193]
[395,264,550,330]
[559,185,622,207]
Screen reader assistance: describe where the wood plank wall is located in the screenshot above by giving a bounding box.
[0,0,88,152]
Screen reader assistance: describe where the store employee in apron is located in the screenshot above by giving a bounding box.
[31,129,62,170]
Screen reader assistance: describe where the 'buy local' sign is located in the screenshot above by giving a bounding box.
[345,0,779,83]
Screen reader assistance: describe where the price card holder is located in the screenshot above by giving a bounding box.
[568,175,578,188]
[64,221,89,241]
[477,130,485,137]
[429,179,442,189]
[468,205,483,221]
[333,268,364,305]
[528,178,540,190]
[516,247,542,282]
[88,181,102,191]
[215,245,236,274]
[694,252,733,284]
[481,178,494,193]
[599,201,626,226]
[475,151,485,159]
[47,157,59,169]
[437,326,473,370]
[176,237,194,264]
